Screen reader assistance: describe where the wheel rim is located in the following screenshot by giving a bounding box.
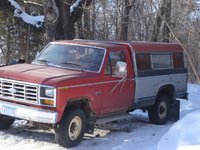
[68,116,82,141]
[158,101,168,120]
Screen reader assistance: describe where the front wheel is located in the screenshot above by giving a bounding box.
[148,95,170,125]
[0,115,15,130]
[55,108,86,148]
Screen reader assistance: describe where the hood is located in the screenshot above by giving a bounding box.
[0,64,95,86]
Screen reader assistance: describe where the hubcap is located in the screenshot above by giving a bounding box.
[158,101,167,120]
[68,116,82,141]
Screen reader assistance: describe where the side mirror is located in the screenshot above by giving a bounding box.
[115,61,127,77]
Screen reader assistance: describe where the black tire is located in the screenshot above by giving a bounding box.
[148,95,170,125]
[0,115,15,130]
[55,108,86,148]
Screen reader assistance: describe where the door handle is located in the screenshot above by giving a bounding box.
[95,91,102,95]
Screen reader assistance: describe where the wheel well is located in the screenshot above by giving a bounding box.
[157,85,175,103]
[64,99,93,119]
[62,99,95,134]
[63,99,95,120]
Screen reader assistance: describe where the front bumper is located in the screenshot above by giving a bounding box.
[0,100,58,124]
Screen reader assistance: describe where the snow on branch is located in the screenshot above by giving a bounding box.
[23,1,43,7]
[8,0,44,28]
[70,0,82,14]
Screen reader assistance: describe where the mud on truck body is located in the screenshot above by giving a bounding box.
[0,40,187,148]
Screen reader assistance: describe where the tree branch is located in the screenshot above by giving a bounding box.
[70,0,93,22]
[8,0,44,28]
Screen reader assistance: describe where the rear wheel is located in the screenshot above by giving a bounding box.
[148,95,170,125]
[55,108,86,148]
[0,115,15,130]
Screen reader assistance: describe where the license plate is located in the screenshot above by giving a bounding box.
[1,105,17,117]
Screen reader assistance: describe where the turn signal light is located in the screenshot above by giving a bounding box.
[40,99,54,106]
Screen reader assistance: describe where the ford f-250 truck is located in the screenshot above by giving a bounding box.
[0,40,187,148]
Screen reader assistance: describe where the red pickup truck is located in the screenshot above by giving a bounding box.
[0,40,187,148]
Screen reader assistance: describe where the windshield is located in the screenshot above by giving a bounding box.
[33,43,105,72]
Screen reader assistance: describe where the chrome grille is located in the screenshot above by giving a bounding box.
[0,78,38,104]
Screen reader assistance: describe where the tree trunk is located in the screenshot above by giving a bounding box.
[163,0,171,42]
[77,19,84,39]
[83,7,91,39]
[44,0,92,41]
[102,1,109,40]
[152,3,165,42]
[115,0,120,40]
[6,19,11,64]
[120,0,132,41]
[152,0,171,42]
[44,0,74,41]
[91,0,96,39]
[61,0,75,40]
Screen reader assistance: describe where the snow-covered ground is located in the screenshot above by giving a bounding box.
[0,84,199,150]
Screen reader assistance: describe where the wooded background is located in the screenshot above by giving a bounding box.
[0,0,199,82]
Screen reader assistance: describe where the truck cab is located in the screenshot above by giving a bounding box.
[0,40,187,148]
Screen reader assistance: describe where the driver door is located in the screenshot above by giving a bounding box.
[100,49,134,115]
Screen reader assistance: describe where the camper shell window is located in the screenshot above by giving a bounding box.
[173,52,184,69]
[150,54,173,70]
[136,53,151,71]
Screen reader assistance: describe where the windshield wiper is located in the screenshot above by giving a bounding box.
[35,59,50,65]
[61,62,85,71]
[61,62,81,67]
[36,59,49,62]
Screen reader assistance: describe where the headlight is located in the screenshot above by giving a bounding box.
[40,86,56,107]
[45,88,54,98]
[40,87,55,98]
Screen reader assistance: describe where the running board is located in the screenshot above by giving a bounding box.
[96,114,133,125]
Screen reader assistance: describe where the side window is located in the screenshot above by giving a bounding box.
[136,53,151,71]
[151,54,173,70]
[105,50,126,75]
[173,52,184,69]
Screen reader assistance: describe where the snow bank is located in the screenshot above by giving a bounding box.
[157,110,200,150]
[181,84,200,115]
[157,84,200,150]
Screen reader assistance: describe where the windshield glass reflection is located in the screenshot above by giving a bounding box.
[33,44,105,72]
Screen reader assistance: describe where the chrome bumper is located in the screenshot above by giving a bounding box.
[0,100,58,124]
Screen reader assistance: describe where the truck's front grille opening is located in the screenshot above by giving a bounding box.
[0,78,38,104]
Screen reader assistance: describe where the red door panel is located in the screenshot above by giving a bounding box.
[100,49,134,115]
